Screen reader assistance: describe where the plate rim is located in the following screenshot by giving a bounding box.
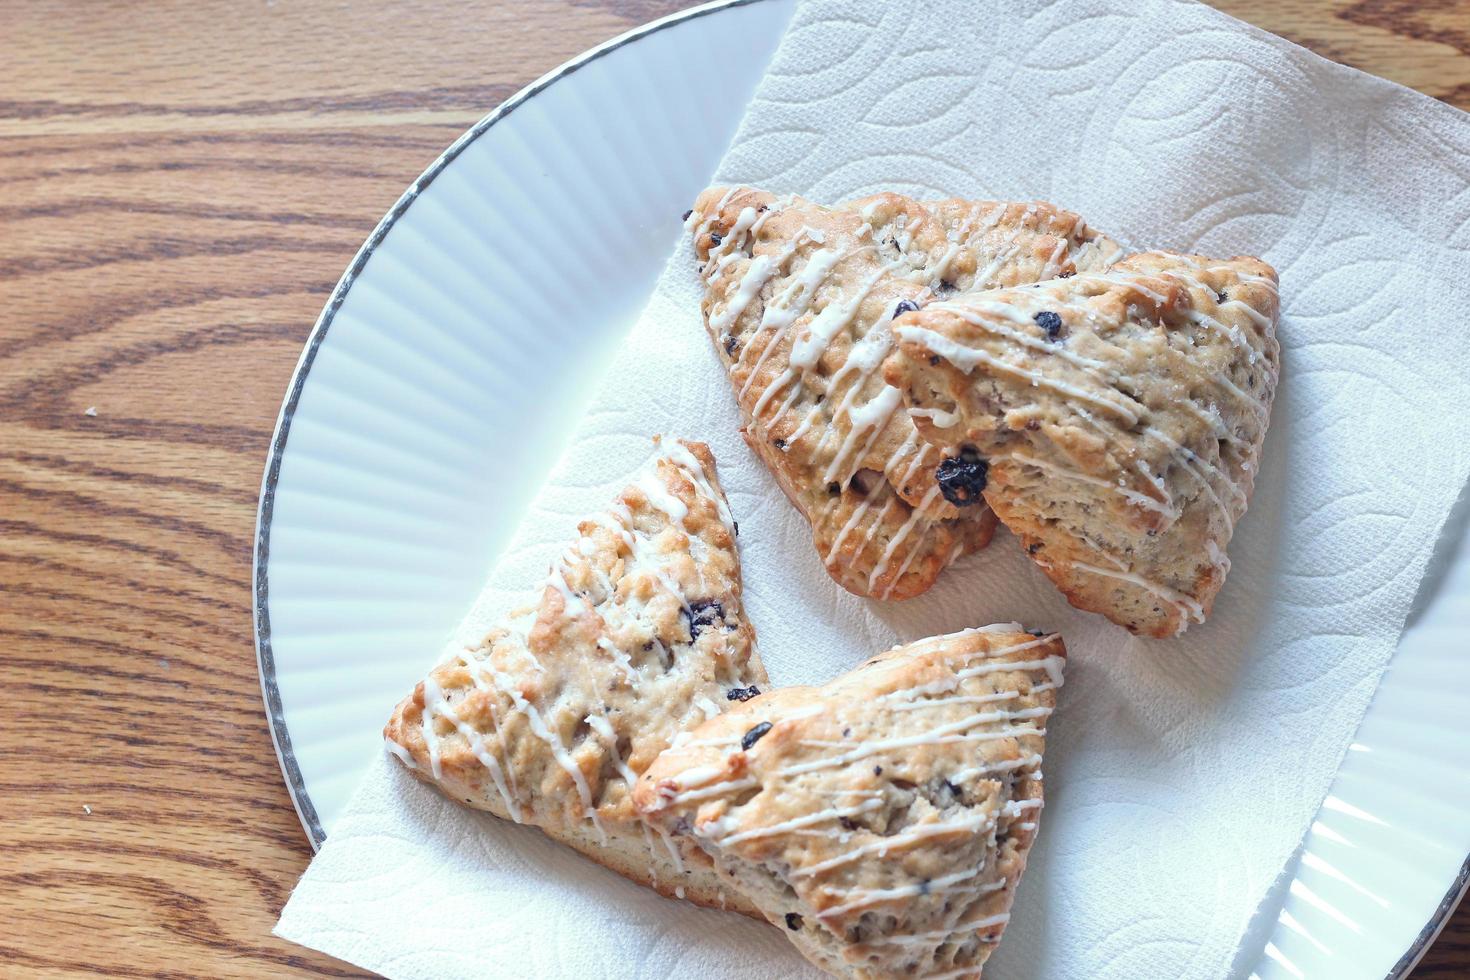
[1390,859,1470,979]
[249,1,1467,974]
[250,0,770,852]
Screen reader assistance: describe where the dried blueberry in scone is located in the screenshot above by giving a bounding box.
[686,185,1123,601]
[384,437,768,916]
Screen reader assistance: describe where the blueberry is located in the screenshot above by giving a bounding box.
[726,685,761,702]
[1216,289,1228,303]
[1058,270,1075,279]
[827,481,840,496]
[838,816,858,831]
[892,299,920,319]
[873,765,883,776]
[724,335,739,356]
[918,879,932,896]
[773,437,787,450]
[786,913,804,930]
[936,450,988,506]
[741,722,772,751]
[682,209,693,221]
[710,231,723,246]
[683,599,725,639]
[1034,310,1063,341]
[938,278,956,293]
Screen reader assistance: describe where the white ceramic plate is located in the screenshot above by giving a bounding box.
[254,1,1469,976]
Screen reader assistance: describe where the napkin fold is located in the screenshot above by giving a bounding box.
[277,1,1470,977]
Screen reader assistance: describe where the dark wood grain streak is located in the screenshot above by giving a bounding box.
[1,1,1465,977]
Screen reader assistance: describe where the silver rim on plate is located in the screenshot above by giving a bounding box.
[249,1,1465,973]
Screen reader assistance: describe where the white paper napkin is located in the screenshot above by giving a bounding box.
[277,1,1470,977]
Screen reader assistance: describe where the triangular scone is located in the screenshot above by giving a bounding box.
[689,186,1123,601]
[883,251,1281,637]
[635,626,1064,979]
[384,438,768,915]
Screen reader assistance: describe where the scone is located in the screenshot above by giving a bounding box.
[384,438,768,915]
[688,185,1123,601]
[635,625,1065,979]
[884,251,1281,636]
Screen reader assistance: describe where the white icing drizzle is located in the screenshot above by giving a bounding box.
[597,636,636,681]
[989,451,1177,520]
[547,564,586,617]
[1141,424,1240,534]
[868,485,942,597]
[461,655,523,806]
[824,383,903,484]
[949,752,1044,785]
[875,910,1011,948]
[384,736,418,771]
[635,472,689,526]
[789,266,886,371]
[907,406,960,427]
[1068,559,1205,629]
[737,246,845,401]
[791,810,991,878]
[914,263,1274,431]
[658,438,736,532]
[658,776,761,808]
[785,711,1050,775]
[709,253,776,335]
[420,673,522,822]
[490,664,603,839]
[419,675,447,779]
[587,714,637,786]
[928,298,1112,373]
[824,469,890,565]
[657,825,686,874]
[896,323,1143,423]
[818,865,987,919]
[887,689,1022,712]
[717,799,884,846]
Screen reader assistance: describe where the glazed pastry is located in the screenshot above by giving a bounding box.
[688,186,1123,601]
[384,438,768,915]
[635,625,1064,978]
[884,251,1281,636]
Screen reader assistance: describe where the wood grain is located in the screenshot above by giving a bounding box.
[1,1,1465,976]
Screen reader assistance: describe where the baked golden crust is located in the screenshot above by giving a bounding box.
[689,186,1123,601]
[884,251,1281,636]
[383,438,768,915]
[635,626,1065,979]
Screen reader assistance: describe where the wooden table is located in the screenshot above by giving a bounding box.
[3,1,1467,975]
